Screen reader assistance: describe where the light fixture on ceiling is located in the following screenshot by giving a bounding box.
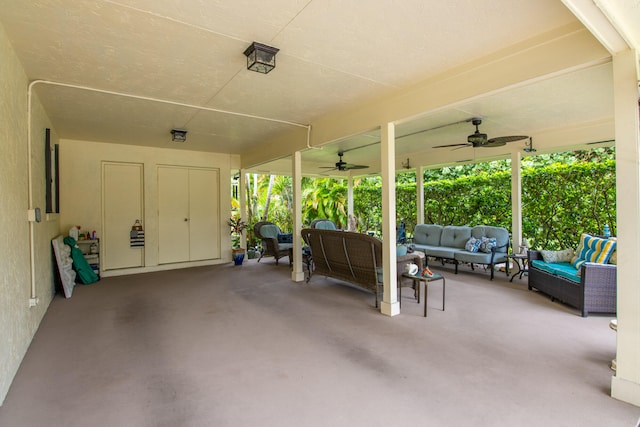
[170,129,187,143]
[243,42,279,74]
[467,118,488,145]
[524,137,536,152]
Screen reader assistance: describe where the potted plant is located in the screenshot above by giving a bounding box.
[227,216,247,265]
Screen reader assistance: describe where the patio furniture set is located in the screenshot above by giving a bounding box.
[254,221,617,317]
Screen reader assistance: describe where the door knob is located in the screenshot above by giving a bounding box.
[184,218,188,222]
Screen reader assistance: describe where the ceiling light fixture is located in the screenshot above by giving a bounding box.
[243,42,279,74]
[171,129,187,143]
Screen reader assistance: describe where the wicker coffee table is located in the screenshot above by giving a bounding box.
[401,272,445,317]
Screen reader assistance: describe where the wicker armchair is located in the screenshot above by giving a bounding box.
[254,221,292,265]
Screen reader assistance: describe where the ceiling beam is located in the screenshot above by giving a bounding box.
[241,23,610,171]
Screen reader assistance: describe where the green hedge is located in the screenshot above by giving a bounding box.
[351,160,615,250]
[521,160,615,249]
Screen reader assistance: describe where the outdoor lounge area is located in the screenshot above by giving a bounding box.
[3,0,640,415]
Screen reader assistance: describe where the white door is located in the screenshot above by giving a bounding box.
[158,166,190,264]
[102,162,144,270]
[189,168,220,261]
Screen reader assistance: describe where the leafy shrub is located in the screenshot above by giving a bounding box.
[356,158,616,250]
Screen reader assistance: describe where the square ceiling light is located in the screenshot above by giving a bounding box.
[170,129,187,143]
[243,42,280,74]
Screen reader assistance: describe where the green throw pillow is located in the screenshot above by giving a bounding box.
[541,248,574,263]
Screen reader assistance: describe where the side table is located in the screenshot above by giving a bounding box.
[507,253,528,282]
[401,272,445,317]
[397,251,426,291]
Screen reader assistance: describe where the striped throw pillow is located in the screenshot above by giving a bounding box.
[571,233,617,270]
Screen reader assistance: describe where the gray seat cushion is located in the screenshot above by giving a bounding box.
[413,224,443,246]
[278,243,293,251]
[440,226,472,249]
[454,250,493,264]
[260,224,280,238]
[414,243,459,259]
[314,220,337,230]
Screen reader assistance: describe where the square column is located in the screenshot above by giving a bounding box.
[380,123,400,316]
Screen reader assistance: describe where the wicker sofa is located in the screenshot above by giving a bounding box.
[528,249,617,317]
[412,224,510,280]
[301,228,424,307]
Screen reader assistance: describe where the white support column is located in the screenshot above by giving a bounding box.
[510,151,523,253]
[380,123,400,316]
[416,165,425,225]
[347,172,354,219]
[291,151,305,282]
[611,49,640,406]
[239,170,247,249]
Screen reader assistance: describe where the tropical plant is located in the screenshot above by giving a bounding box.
[302,177,348,227]
[237,147,615,252]
[227,216,247,249]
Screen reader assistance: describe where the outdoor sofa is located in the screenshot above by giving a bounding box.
[412,224,510,280]
[300,228,423,308]
[528,239,617,317]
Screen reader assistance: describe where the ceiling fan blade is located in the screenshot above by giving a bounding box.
[481,140,507,148]
[587,139,614,145]
[433,143,470,148]
[487,135,528,145]
[343,164,369,170]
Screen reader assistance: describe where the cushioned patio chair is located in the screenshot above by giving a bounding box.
[309,218,338,230]
[254,221,293,265]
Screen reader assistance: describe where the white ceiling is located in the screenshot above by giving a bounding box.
[1,0,637,175]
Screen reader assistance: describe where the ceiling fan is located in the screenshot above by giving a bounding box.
[433,118,528,149]
[321,150,369,172]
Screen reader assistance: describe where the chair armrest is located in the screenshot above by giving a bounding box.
[489,243,508,262]
[581,262,617,288]
[528,250,544,262]
[491,241,509,254]
[397,253,425,269]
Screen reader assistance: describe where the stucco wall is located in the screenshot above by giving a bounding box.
[59,140,233,275]
[0,21,233,403]
[0,24,60,405]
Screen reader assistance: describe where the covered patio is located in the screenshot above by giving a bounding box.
[2,0,640,411]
